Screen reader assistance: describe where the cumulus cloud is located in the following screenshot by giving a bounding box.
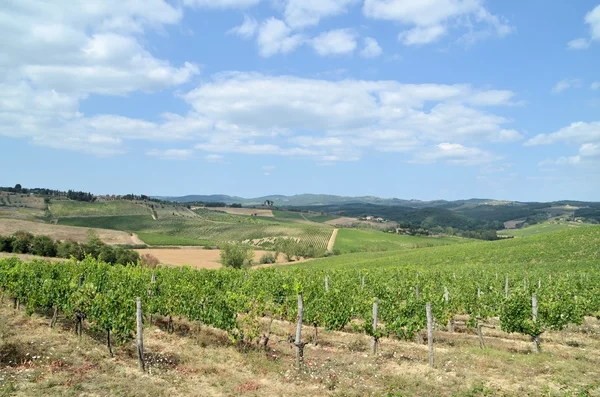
[591,82,600,90]
[414,143,498,165]
[283,0,358,28]
[228,15,258,39]
[525,122,600,146]
[363,0,513,46]
[311,29,357,56]
[567,5,600,49]
[180,73,520,164]
[360,37,383,58]
[257,18,304,57]
[527,122,600,166]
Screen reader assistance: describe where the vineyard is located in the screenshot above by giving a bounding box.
[2,248,599,352]
[2,225,600,394]
[58,214,334,251]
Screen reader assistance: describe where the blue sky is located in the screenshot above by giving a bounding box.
[1,0,599,201]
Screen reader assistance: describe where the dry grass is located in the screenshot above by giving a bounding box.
[1,300,599,396]
[0,218,142,245]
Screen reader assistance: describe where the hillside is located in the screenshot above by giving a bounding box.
[299,225,600,270]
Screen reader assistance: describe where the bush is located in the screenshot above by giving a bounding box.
[98,245,117,264]
[141,253,160,269]
[30,235,57,257]
[0,236,15,253]
[259,252,277,264]
[115,247,140,266]
[11,231,34,254]
[56,241,84,260]
[220,244,254,269]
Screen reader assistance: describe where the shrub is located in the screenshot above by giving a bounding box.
[259,252,277,264]
[220,244,254,269]
[11,231,34,254]
[30,235,57,257]
[0,236,15,253]
[141,253,160,269]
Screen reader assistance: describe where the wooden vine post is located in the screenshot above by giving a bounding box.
[444,287,454,332]
[505,275,509,298]
[426,302,434,368]
[325,275,329,292]
[371,298,379,355]
[415,284,420,300]
[532,294,540,353]
[136,297,145,372]
[295,293,305,368]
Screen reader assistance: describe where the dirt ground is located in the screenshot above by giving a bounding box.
[135,248,288,269]
[200,207,274,217]
[1,299,599,396]
[0,218,142,245]
[0,252,64,262]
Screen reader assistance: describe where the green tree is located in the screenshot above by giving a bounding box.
[220,244,254,269]
[0,236,15,252]
[98,245,117,264]
[11,231,34,253]
[30,235,57,257]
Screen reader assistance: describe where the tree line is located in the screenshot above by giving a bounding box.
[0,230,140,265]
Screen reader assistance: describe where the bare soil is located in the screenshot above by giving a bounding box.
[325,217,397,228]
[0,218,143,245]
[327,228,338,251]
[135,248,288,269]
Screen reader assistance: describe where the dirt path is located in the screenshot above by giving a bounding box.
[327,228,339,251]
[130,233,146,246]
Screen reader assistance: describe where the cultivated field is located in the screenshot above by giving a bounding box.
[206,207,274,217]
[59,214,334,251]
[135,247,286,269]
[498,221,584,237]
[333,228,463,254]
[325,216,397,228]
[300,225,600,270]
[49,200,152,218]
[0,218,143,245]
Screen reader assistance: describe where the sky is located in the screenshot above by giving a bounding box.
[1,0,599,202]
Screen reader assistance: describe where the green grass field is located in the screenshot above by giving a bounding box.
[333,228,463,253]
[498,221,584,237]
[298,225,600,270]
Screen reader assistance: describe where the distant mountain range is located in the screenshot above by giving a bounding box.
[157,193,500,207]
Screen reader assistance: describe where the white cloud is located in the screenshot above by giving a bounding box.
[182,73,520,163]
[283,0,358,28]
[568,5,600,49]
[257,18,304,57]
[552,78,582,94]
[567,38,590,50]
[146,149,193,160]
[591,82,600,90]
[311,29,357,56]
[415,143,498,165]
[228,15,258,39]
[525,122,600,146]
[399,25,447,46]
[360,37,383,58]
[586,5,600,40]
[363,0,512,46]
[183,0,261,8]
